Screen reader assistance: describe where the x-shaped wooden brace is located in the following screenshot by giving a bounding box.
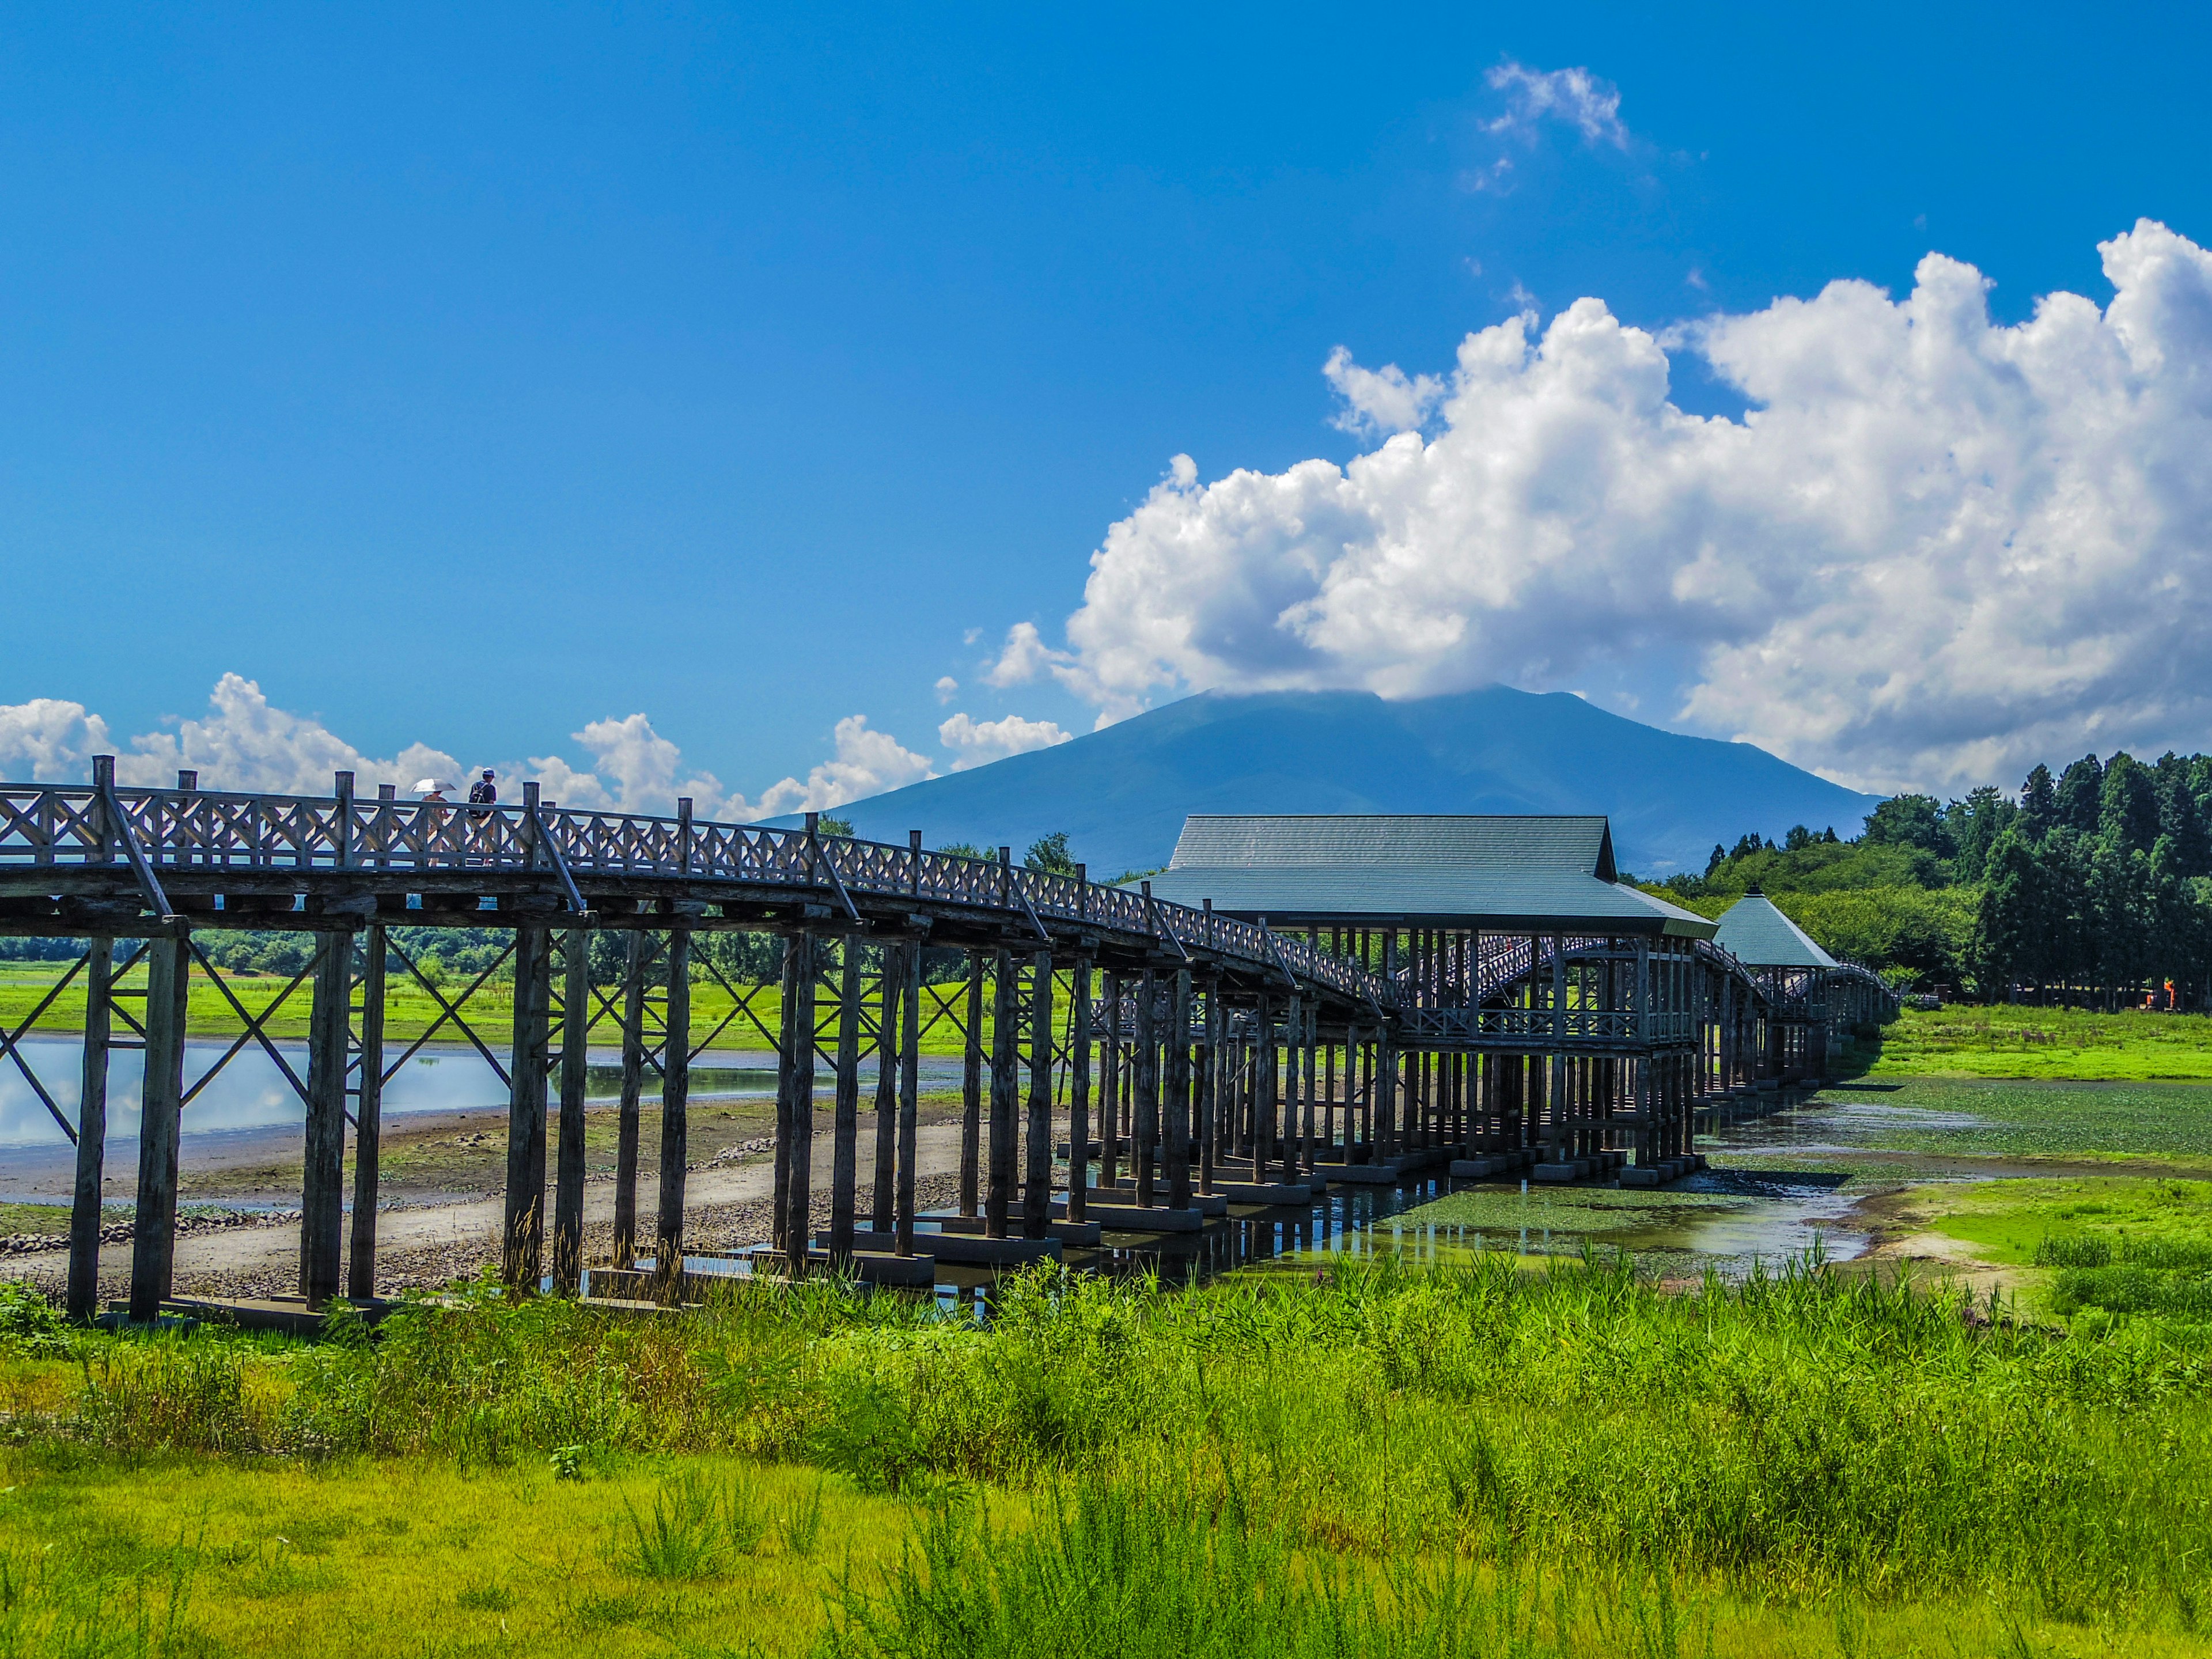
[690,946,781,1065]
[0,950,89,1141]
[181,941,317,1109]
[380,933,516,1089]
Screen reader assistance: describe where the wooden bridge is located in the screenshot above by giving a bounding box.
[0,763,1894,1322]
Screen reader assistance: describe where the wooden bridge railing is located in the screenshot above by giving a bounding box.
[0,783,1395,1009]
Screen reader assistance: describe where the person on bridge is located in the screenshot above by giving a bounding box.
[468,769,497,813]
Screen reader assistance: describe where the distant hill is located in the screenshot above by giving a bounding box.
[790,687,1882,880]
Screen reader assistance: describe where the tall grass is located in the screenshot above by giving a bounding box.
[14,1252,2212,1626]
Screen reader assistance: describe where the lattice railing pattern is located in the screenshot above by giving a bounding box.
[0,786,1392,1007]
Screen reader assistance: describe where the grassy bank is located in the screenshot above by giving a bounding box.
[1870,1003,2212,1080]
[0,963,1006,1056]
[6,1255,2212,1653]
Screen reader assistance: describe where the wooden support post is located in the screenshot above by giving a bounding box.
[959,952,984,1216]
[348,924,387,1302]
[986,947,1018,1238]
[128,934,190,1324]
[67,939,111,1320]
[1068,954,1093,1224]
[1254,993,1275,1173]
[1134,968,1158,1209]
[896,938,921,1256]
[1022,950,1054,1238]
[302,927,353,1306]
[613,929,647,1268]
[1166,967,1192,1211]
[783,930,816,1276]
[1099,972,1120,1186]
[831,935,863,1262]
[654,925,691,1298]
[502,925,551,1292]
[1198,978,1218,1195]
[872,941,899,1226]
[552,923,589,1294]
[1281,991,1303,1181]
[1301,1003,1317,1169]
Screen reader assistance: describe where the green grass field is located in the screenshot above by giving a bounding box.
[0,961,1013,1056]
[1870,1002,2212,1080]
[8,1259,2212,1656]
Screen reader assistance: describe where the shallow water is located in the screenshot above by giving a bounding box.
[0,1033,961,1150]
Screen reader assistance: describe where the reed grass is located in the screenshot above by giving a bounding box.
[9,1252,2212,1648]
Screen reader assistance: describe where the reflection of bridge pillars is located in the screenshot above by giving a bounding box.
[348,924,388,1301]
[128,933,190,1324]
[986,947,1017,1238]
[653,922,692,1299]
[612,929,647,1268]
[67,938,112,1319]
[502,925,551,1291]
[551,924,588,1295]
[302,926,354,1306]
[1022,949,1054,1238]
[959,950,984,1216]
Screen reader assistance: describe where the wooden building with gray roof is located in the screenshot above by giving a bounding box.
[1142,815,1727,1185]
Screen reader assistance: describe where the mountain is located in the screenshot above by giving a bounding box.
[791,687,1883,881]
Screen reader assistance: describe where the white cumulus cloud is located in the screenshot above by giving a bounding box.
[937,711,1073,771]
[1323,345,1445,437]
[1024,220,2212,791]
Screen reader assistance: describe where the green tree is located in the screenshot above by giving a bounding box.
[2018,763,2058,839]
[2097,753,2161,854]
[2055,754,2105,836]
[1862,794,1955,858]
[2153,754,2212,877]
[1945,785,2016,884]
[1973,830,2042,999]
[1024,830,1078,876]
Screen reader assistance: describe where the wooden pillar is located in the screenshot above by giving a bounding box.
[612,929,647,1267]
[653,924,692,1297]
[1253,993,1275,1175]
[783,930,816,1275]
[67,939,111,1320]
[1099,972,1120,1185]
[1302,1004,1318,1168]
[896,938,921,1255]
[830,934,863,1262]
[1134,968,1159,1208]
[347,925,387,1301]
[1166,967,1192,1211]
[1022,950,1054,1237]
[986,947,1018,1238]
[551,924,589,1294]
[1068,955,1093,1224]
[1198,978,1218,1195]
[501,925,550,1291]
[872,941,899,1226]
[959,951,984,1216]
[128,934,190,1324]
[300,929,353,1306]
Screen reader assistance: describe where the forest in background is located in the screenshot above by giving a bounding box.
[1643,749,2212,1002]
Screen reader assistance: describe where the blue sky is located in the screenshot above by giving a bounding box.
[6,4,2212,808]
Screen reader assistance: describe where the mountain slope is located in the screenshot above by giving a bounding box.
[796,688,1881,880]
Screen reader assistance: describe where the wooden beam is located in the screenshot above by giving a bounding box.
[347,924,387,1301]
[986,947,1017,1239]
[612,929,647,1268]
[127,933,189,1323]
[552,923,589,1294]
[1021,949,1053,1239]
[67,939,110,1320]
[1067,954,1092,1225]
[830,934,863,1263]
[502,925,550,1291]
[653,924,692,1300]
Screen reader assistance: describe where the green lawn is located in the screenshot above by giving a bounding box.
[1870,1002,2212,1080]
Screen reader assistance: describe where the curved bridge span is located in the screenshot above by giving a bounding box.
[0,763,1891,1324]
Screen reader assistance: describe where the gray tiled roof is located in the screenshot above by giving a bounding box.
[1713,891,1838,968]
[1137,815,1718,937]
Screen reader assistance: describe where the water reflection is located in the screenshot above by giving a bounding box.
[0,1035,952,1149]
